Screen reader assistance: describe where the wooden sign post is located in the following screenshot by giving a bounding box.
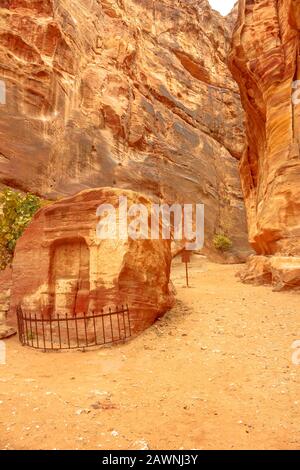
[181,249,191,287]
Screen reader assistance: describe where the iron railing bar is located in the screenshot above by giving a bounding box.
[21,310,128,322]
[29,313,34,347]
[41,314,46,351]
[16,307,21,344]
[84,314,88,347]
[24,310,29,346]
[122,305,126,338]
[66,313,70,349]
[127,304,131,337]
[21,309,25,345]
[116,306,121,340]
[75,314,80,348]
[109,308,114,342]
[21,310,25,343]
[101,310,106,343]
[92,311,97,346]
[57,314,62,349]
[50,316,53,350]
[17,308,22,345]
[34,314,39,349]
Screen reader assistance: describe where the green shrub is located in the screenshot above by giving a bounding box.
[213,233,233,252]
[27,330,36,341]
[0,189,41,270]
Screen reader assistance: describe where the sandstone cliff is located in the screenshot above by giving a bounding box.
[0,0,249,255]
[229,0,300,288]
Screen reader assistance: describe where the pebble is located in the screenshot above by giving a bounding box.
[75,409,90,415]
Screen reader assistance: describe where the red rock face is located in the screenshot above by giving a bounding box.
[0,0,250,256]
[229,0,300,289]
[230,0,300,257]
[9,188,175,335]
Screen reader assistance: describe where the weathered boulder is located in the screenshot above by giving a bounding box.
[9,188,175,335]
[238,255,300,291]
[0,0,250,256]
[229,0,300,287]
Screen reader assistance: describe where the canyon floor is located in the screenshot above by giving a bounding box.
[0,256,300,450]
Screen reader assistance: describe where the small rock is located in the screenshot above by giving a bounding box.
[75,409,90,415]
[133,439,149,450]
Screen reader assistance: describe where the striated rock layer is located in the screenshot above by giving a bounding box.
[0,0,249,255]
[229,0,300,288]
[9,188,175,336]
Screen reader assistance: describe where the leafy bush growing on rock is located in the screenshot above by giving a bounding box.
[213,233,233,252]
[0,189,41,270]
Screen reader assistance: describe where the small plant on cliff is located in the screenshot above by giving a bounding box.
[213,233,233,252]
[0,189,41,270]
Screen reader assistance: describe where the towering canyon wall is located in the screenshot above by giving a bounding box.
[230,0,300,289]
[0,0,249,256]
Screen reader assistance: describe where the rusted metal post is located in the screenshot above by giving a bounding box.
[181,249,191,287]
[185,261,189,287]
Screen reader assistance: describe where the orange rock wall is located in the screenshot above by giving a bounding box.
[230,0,300,256]
[0,0,249,255]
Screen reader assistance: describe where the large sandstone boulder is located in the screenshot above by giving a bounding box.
[229,0,300,287]
[0,0,250,257]
[9,188,175,335]
[239,255,300,291]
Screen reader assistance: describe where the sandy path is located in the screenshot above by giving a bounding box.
[0,257,299,450]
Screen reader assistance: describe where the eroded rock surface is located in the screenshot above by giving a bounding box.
[238,255,300,291]
[9,188,175,335]
[0,266,16,338]
[230,0,300,287]
[0,0,249,255]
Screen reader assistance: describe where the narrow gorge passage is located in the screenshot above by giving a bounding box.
[1,257,299,450]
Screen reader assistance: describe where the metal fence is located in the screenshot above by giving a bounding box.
[16,305,132,351]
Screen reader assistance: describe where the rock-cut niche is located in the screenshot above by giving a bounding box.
[49,238,90,317]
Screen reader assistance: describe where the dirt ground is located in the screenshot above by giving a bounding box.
[0,256,300,450]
